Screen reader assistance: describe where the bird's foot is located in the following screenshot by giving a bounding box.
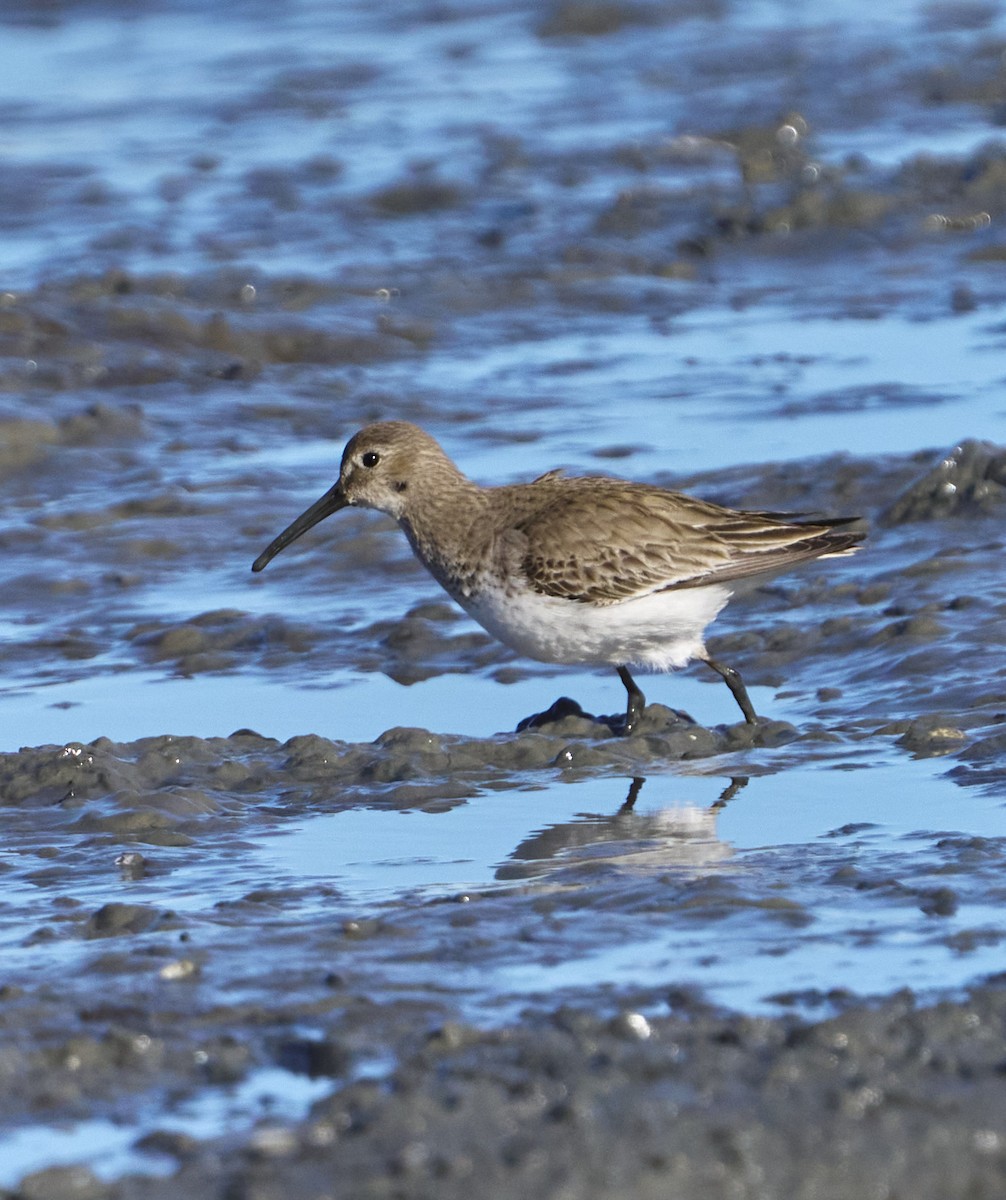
[516,696,634,738]
[607,707,642,738]
[516,696,590,731]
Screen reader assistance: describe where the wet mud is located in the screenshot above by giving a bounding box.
[3,0,1006,1195]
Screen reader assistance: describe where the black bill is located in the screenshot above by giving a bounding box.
[251,483,348,572]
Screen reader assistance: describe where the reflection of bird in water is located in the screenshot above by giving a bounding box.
[497,776,747,881]
[621,775,747,813]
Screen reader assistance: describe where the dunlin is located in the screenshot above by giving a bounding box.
[252,422,862,732]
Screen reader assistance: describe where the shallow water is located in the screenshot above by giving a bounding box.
[251,751,1006,1012]
[2,0,1006,1194]
[0,1067,333,1186]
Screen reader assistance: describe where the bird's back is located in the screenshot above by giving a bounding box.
[484,474,863,605]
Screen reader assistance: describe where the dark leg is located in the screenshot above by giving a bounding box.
[703,656,758,725]
[712,776,749,809]
[618,777,646,813]
[616,665,646,735]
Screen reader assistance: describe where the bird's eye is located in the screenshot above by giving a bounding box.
[361,451,380,468]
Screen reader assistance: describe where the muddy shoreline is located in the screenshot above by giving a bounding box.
[4,706,1006,1200]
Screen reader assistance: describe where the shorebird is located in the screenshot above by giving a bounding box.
[252,421,862,732]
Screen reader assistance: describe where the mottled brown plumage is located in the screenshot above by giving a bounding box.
[511,476,859,602]
[253,421,864,732]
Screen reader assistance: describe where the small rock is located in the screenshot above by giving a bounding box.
[84,903,160,939]
[16,1164,108,1200]
[159,958,199,981]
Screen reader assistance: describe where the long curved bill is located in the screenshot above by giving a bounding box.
[251,483,348,573]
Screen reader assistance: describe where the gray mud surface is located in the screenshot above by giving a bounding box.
[3,0,1006,1196]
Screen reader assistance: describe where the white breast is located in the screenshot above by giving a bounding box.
[458,580,732,671]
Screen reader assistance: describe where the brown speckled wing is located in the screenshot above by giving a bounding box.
[514,479,862,604]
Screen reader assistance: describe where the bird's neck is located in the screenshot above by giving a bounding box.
[397,474,490,601]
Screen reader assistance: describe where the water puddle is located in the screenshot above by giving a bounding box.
[0,1066,333,1187]
[251,753,1006,1011]
[373,305,1006,481]
[0,662,771,752]
[253,771,733,903]
[494,898,1006,1013]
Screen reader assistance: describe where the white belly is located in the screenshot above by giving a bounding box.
[458,581,732,671]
